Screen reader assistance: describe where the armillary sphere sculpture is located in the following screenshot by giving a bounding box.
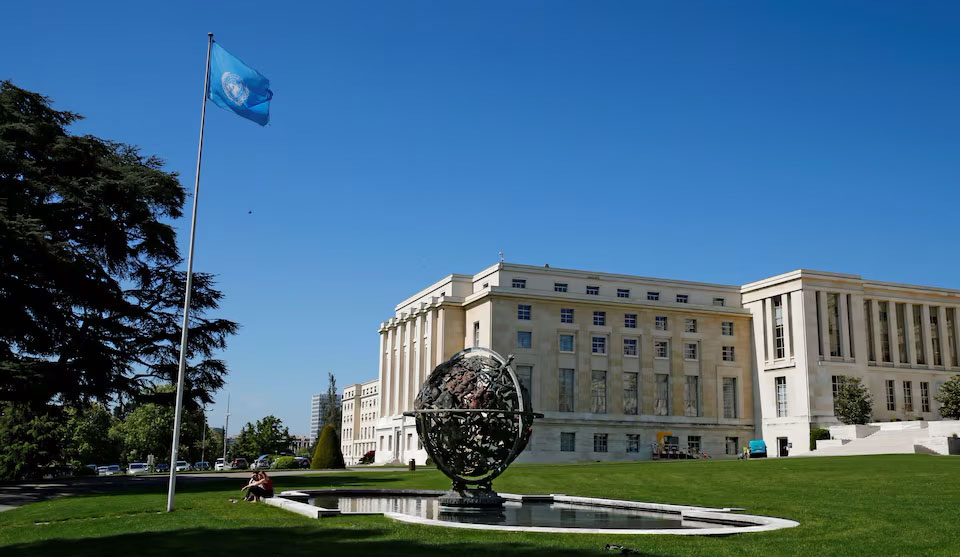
[404,347,541,511]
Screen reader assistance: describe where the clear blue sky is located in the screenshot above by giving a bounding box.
[4,1,958,435]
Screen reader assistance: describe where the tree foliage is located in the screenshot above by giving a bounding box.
[834,375,873,425]
[0,80,237,408]
[935,376,960,420]
[310,424,345,469]
[62,402,121,466]
[0,402,64,480]
[230,415,294,460]
[321,372,342,434]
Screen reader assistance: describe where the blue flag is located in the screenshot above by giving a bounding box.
[208,42,273,126]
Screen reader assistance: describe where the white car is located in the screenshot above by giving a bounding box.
[175,460,192,472]
[127,463,148,474]
[214,458,225,471]
[98,464,121,476]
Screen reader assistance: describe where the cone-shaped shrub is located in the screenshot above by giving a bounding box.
[310,424,345,469]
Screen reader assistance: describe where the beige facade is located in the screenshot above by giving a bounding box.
[742,270,960,457]
[340,379,379,465]
[367,263,960,464]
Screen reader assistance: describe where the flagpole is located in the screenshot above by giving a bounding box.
[166,32,214,513]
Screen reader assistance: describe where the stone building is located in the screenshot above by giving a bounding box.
[340,379,380,465]
[369,262,960,464]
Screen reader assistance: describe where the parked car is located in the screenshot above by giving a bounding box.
[97,464,121,476]
[156,462,170,473]
[175,460,192,472]
[748,439,768,458]
[127,463,148,475]
[230,458,249,470]
[86,463,98,472]
[214,458,225,471]
[194,461,211,471]
[294,457,311,469]
[252,455,272,470]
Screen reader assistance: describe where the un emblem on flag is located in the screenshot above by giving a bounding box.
[221,72,250,107]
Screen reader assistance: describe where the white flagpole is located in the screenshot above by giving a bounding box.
[166,32,214,512]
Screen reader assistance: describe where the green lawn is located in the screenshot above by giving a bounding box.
[1,455,957,556]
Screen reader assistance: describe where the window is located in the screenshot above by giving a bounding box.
[623,372,638,415]
[654,374,669,416]
[886,380,896,411]
[896,303,908,363]
[626,434,640,453]
[684,375,699,416]
[913,305,926,365]
[878,302,891,362]
[827,293,841,357]
[775,377,787,417]
[407,433,412,450]
[558,334,575,352]
[676,294,688,303]
[865,300,876,361]
[593,433,608,452]
[518,304,531,320]
[684,342,698,360]
[947,308,959,367]
[561,308,574,323]
[592,336,607,355]
[903,381,913,413]
[593,311,606,326]
[517,331,532,349]
[688,436,701,453]
[591,371,607,413]
[722,321,734,336]
[921,382,930,413]
[586,285,599,295]
[560,432,575,452]
[624,313,637,328]
[473,321,480,347]
[773,296,785,359]
[722,346,735,361]
[554,282,568,293]
[725,437,739,455]
[713,298,725,307]
[516,365,533,399]
[617,289,630,298]
[647,291,660,301]
[832,375,841,414]
[930,308,942,366]
[654,340,669,359]
[723,377,738,418]
[512,278,526,289]
[623,338,638,356]
[655,316,668,330]
[685,319,697,333]
[558,368,575,412]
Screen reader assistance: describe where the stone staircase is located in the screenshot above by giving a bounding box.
[814,420,960,456]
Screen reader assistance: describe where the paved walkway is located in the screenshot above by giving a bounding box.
[0,468,386,512]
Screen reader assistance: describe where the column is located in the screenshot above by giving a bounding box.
[870,300,883,363]
[904,303,917,366]
[888,301,900,366]
[953,306,960,368]
[387,324,397,416]
[922,305,935,367]
[938,306,949,367]
[782,293,792,360]
[818,291,830,359]
[377,331,387,417]
[765,298,775,361]
[839,293,851,359]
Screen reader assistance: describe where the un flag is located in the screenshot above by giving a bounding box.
[208,42,273,126]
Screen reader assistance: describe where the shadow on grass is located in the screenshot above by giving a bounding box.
[2,524,664,557]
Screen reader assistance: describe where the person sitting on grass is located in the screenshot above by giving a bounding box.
[241,471,274,502]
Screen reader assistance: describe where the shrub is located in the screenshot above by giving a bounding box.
[935,376,960,419]
[833,376,873,425]
[310,424,345,469]
[358,450,375,465]
[424,456,434,467]
[272,456,299,469]
[810,428,831,451]
[72,465,96,476]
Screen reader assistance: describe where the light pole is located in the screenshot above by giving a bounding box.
[222,393,231,465]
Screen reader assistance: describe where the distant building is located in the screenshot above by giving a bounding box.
[339,379,380,465]
[310,392,342,440]
[290,435,312,454]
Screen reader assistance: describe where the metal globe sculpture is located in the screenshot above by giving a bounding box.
[405,347,541,510]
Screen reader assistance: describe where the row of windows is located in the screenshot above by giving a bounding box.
[521,331,736,361]
[519,305,735,336]
[559,433,715,453]
[512,278,727,306]
[882,379,932,413]
[866,300,960,368]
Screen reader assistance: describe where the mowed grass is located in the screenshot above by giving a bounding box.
[1,454,957,556]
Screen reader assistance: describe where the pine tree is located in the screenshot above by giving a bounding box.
[310,424,345,469]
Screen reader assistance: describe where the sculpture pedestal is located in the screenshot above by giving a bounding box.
[438,487,505,512]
